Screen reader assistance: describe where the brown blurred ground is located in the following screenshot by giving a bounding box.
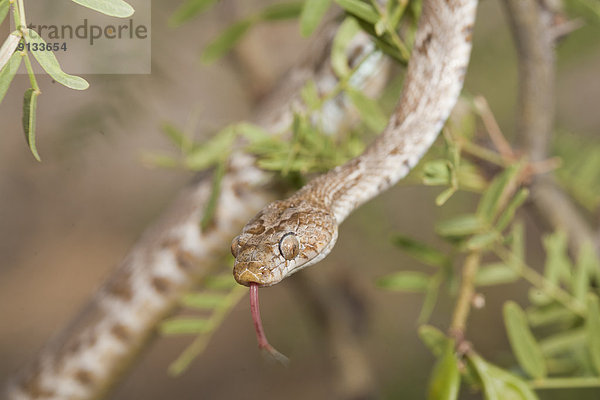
[1,1,599,399]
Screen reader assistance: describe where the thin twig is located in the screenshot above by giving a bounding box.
[502,0,599,256]
[449,252,481,339]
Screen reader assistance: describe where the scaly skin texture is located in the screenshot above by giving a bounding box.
[233,0,479,287]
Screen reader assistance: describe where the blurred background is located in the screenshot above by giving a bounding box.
[1,0,599,399]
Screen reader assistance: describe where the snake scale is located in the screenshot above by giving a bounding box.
[232,0,478,356]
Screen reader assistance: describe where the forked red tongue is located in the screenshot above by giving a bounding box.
[249,283,289,366]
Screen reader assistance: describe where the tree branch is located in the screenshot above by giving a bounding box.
[502,0,599,255]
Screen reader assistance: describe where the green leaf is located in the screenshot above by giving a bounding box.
[527,305,576,327]
[201,159,226,230]
[300,79,321,110]
[0,0,9,26]
[300,0,332,36]
[465,231,499,251]
[377,271,430,292]
[495,188,529,232]
[422,160,452,186]
[71,0,134,17]
[419,273,441,323]
[477,163,523,223]
[475,263,520,286]
[539,327,586,356]
[435,187,457,206]
[160,318,212,335]
[169,0,217,27]
[0,52,22,105]
[201,19,253,64]
[542,231,572,286]
[503,301,547,379]
[586,295,600,374]
[418,325,447,357]
[184,127,235,170]
[428,339,460,400]
[573,241,599,303]
[331,17,361,78]
[391,235,449,268]
[22,88,41,161]
[259,2,304,20]
[468,353,539,400]
[25,30,89,90]
[509,220,525,265]
[0,32,20,72]
[180,292,229,309]
[347,87,387,132]
[161,122,194,151]
[436,214,485,237]
[334,0,379,24]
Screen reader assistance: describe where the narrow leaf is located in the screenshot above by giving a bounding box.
[25,30,89,90]
[185,127,235,170]
[418,325,447,357]
[347,87,387,132]
[201,160,226,230]
[260,2,304,21]
[503,301,547,378]
[465,231,499,251]
[527,305,576,327]
[542,231,572,286]
[201,19,253,64]
[539,327,586,356]
[22,88,41,161]
[419,273,442,323]
[377,271,430,292]
[161,122,194,150]
[573,241,598,303]
[334,0,379,24]
[169,0,217,27]
[586,295,600,374]
[477,163,522,223]
[300,79,321,110]
[236,122,271,143]
[331,17,360,78]
[475,263,520,286]
[422,160,452,186]
[0,32,20,71]
[0,0,9,26]
[495,188,529,232]
[436,214,485,237]
[160,318,212,335]
[71,0,134,18]
[435,187,457,206]
[300,0,332,36]
[469,353,539,400]
[427,339,460,400]
[391,235,449,268]
[0,52,22,104]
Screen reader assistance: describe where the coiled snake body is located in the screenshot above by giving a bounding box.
[232,0,478,288]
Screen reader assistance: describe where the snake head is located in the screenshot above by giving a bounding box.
[232,199,338,287]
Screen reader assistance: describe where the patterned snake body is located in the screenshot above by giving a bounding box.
[232,0,478,287]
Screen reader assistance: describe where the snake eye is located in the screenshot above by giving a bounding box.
[231,236,241,258]
[279,233,300,260]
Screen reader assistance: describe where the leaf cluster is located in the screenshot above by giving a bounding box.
[377,100,600,398]
[0,0,134,160]
[160,271,247,376]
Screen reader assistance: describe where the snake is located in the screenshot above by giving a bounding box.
[231,0,478,357]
